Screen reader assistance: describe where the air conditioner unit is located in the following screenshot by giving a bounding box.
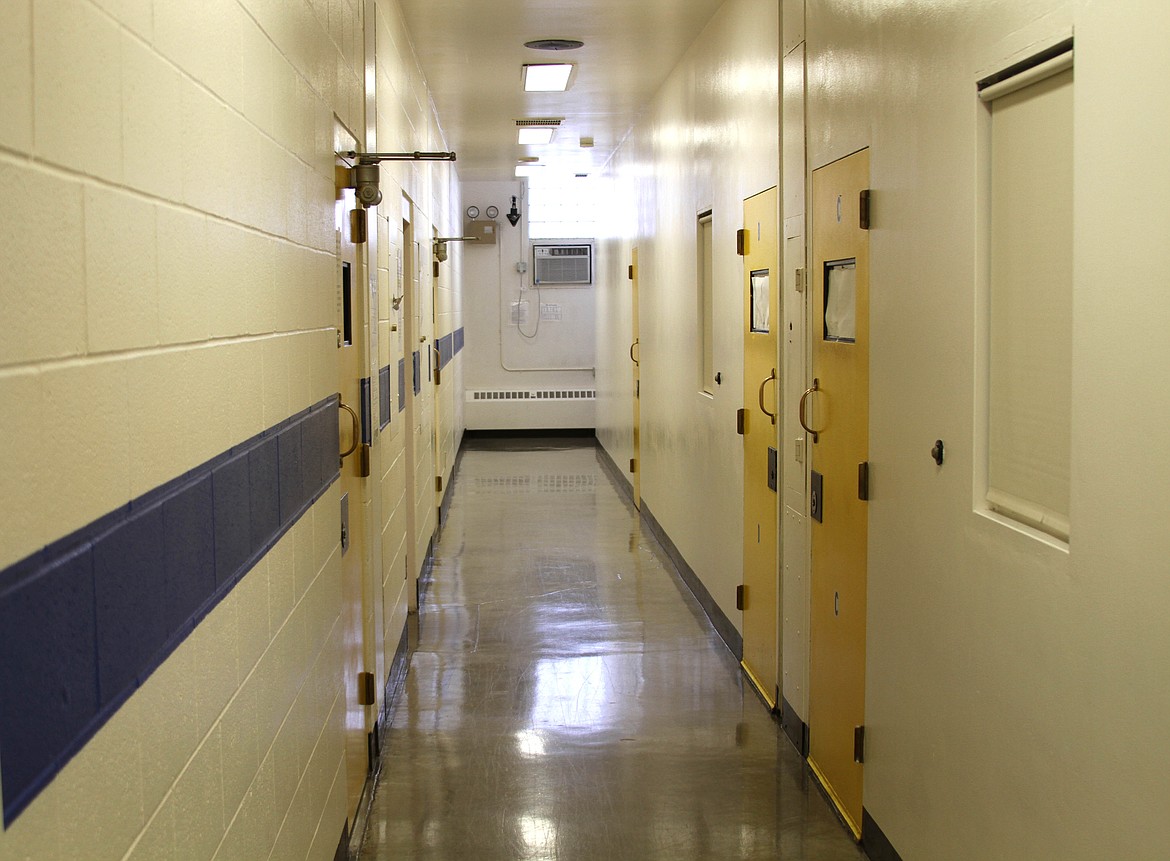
[532,243,592,286]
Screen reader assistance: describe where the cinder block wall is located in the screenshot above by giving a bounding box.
[0,1,458,859]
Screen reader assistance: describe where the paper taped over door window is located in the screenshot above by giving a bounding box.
[825,261,856,342]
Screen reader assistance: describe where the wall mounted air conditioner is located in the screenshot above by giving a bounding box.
[532,243,592,286]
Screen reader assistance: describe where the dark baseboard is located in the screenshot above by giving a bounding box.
[862,809,904,861]
[780,696,810,756]
[334,819,349,861]
[416,535,436,607]
[593,437,634,505]
[383,622,411,723]
[351,619,415,859]
[463,427,595,439]
[640,502,743,661]
[439,442,466,527]
[593,440,743,661]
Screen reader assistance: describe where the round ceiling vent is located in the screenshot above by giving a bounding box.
[524,39,584,51]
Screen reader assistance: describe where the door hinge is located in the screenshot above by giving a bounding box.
[358,444,371,478]
[358,671,376,706]
[858,461,870,501]
[795,267,806,293]
[859,189,872,230]
[629,458,637,474]
[736,584,746,611]
[736,228,749,256]
[854,725,865,763]
[628,264,635,280]
[435,475,443,493]
[737,408,747,435]
[435,366,441,386]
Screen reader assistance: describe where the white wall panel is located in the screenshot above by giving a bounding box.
[793,1,1170,858]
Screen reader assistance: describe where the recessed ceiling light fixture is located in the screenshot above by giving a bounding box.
[524,39,584,51]
[523,64,573,92]
[518,127,555,145]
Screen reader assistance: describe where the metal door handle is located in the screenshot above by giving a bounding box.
[339,400,359,463]
[799,378,824,444]
[758,368,778,426]
[630,339,640,366]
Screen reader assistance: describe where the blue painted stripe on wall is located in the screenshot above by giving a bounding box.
[0,395,340,826]
[382,327,461,419]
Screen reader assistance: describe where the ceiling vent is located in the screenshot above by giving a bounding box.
[515,118,563,128]
[524,39,584,51]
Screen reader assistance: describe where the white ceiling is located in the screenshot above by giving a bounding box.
[395,0,729,183]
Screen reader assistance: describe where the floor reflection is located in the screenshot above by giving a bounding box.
[358,444,866,860]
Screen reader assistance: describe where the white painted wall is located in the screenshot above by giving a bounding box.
[462,180,597,430]
[598,0,1170,857]
[795,0,1170,857]
[596,0,780,633]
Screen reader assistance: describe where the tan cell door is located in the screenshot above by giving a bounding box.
[334,143,373,823]
[630,248,641,509]
[741,187,780,709]
[806,148,870,838]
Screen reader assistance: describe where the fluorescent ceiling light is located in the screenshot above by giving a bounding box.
[515,165,543,177]
[523,64,573,92]
[518,128,555,145]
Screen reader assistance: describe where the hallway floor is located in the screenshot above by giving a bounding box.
[357,440,867,860]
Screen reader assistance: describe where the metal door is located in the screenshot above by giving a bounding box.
[806,148,870,837]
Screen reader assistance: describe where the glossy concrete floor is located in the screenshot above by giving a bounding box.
[358,441,867,860]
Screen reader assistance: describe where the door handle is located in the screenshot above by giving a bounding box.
[339,399,359,464]
[758,368,778,426]
[799,378,825,444]
[630,339,640,366]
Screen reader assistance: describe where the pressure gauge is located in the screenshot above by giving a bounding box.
[465,205,480,219]
[485,205,499,219]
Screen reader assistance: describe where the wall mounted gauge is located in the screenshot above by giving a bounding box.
[485,205,499,219]
[465,205,480,219]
